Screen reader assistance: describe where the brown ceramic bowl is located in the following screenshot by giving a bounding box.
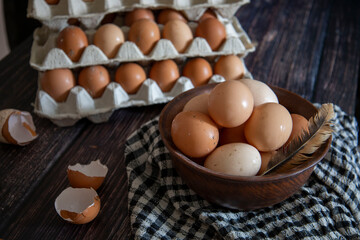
[159,83,331,210]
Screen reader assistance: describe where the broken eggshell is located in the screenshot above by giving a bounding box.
[55,187,100,224]
[67,160,108,190]
[0,109,37,146]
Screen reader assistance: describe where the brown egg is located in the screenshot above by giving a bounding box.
[208,80,254,128]
[199,9,217,22]
[257,151,277,175]
[239,79,279,107]
[149,60,179,92]
[93,23,124,59]
[182,58,213,87]
[40,68,76,102]
[162,20,193,53]
[157,9,187,24]
[78,66,110,98]
[195,18,226,51]
[56,26,88,62]
[171,111,219,158]
[219,124,247,146]
[45,0,59,4]
[244,103,293,152]
[205,143,261,176]
[128,19,160,55]
[125,8,155,26]
[115,63,146,94]
[214,55,245,81]
[284,113,309,146]
[183,93,210,115]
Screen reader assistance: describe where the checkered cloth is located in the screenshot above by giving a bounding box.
[125,104,360,239]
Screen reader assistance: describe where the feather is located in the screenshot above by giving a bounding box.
[260,103,335,176]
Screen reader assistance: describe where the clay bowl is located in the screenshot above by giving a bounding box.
[158,83,332,210]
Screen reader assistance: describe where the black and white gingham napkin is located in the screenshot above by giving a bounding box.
[125,104,360,239]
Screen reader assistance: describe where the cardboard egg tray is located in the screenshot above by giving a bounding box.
[34,59,253,127]
[27,0,250,30]
[28,0,256,126]
[30,16,255,71]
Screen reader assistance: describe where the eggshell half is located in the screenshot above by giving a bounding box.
[55,187,100,224]
[67,160,108,190]
[0,109,37,146]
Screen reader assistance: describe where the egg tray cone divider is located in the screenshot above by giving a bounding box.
[29,17,254,71]
[158,83,332,210]
[27,0,250,30]
[34,65,253,127]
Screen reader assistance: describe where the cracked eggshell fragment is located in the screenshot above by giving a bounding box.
[55,187,100,224]
[0,109,37,146]
[67,160,108,190]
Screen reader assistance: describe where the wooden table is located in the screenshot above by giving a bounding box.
[1,0,359,239]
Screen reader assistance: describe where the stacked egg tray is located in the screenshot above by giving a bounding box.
[28,0,255,127]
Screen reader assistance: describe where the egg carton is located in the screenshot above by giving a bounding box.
[30,16,254,71]
[28,0,250,30]
[33,60,253,127]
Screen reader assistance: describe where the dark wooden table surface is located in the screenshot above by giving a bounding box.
[0,0,359,239]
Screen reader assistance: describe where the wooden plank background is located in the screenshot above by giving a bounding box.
[0,0,359,239]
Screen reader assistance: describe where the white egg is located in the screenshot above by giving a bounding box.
[204,143,261,176]
[239,79,278,107]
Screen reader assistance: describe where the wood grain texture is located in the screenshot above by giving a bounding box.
[0,0,359,239]
[2,105,163,239]
[238,0,332,99]
[0,38,88,232]
[312,0,360,115]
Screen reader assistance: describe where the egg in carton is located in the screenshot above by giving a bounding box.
[30,15,255,71]
[27,0,250,31]
[34,58,253,127]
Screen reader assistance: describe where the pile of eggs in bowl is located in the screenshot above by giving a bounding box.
[171,79,309,176]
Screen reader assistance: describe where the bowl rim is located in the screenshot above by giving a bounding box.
[159,83,332,183]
